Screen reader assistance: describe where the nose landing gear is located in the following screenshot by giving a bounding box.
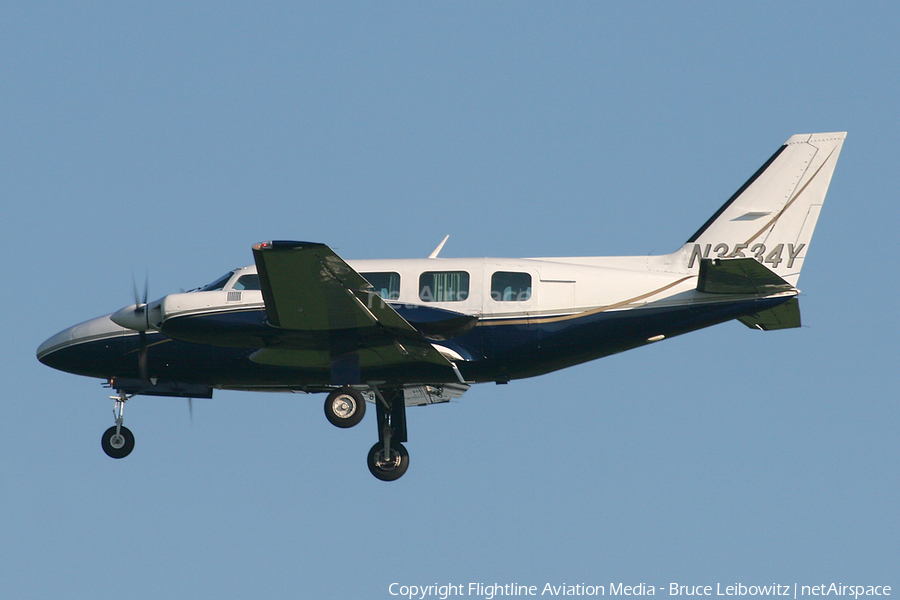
[101,392,135,459]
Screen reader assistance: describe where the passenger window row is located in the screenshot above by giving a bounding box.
[361,271,532,303]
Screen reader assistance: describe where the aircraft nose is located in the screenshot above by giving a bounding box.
[37,326,76,365]
[36,315,128,374]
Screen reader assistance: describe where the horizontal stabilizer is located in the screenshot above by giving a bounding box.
[738,298,801,330]
[697,258,794,295]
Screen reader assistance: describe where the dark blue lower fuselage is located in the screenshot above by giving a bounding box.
[38,295,790,396]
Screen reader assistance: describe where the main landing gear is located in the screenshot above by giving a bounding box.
[101,391,135,459]
[324,387,366,428]
[324,386,409,481]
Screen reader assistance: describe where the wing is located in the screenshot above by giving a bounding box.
[251,241,455,382]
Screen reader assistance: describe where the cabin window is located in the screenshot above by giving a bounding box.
[491,271,532,301]
[362,271,401,300]
[419,271,469,302]
[233,274,261,291]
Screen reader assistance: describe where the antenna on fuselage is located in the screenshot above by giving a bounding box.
[428,235,450,259]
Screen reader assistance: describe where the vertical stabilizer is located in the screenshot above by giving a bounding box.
[681,132,845,286]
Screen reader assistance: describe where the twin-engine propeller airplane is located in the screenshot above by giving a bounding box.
[38,132,845,480]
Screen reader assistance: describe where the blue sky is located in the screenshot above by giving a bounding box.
[2,3,897,598]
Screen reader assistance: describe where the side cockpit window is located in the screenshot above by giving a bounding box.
[491,271,532,302]
[233,274,261,291]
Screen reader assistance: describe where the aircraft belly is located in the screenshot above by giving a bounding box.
[466,295,795,380]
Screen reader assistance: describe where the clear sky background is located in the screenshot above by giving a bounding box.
[2,3,897,599]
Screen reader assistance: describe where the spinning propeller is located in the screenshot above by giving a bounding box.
[110,277,195,423]
[110,275,153,380]
[134,276,149,382]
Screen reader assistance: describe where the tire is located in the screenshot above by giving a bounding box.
[367,440,409,481]
[324,387,366,428]
[101,426,135,459]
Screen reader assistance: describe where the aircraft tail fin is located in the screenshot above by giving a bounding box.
[681,132,846,286]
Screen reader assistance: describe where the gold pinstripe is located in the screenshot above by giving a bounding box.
[743,145,837,246]
[477,275,694,327]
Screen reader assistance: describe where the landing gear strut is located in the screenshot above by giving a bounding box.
[367,387,409,481]
[101,391,135,459]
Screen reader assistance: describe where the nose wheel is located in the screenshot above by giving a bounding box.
[102,425,135,458]
[102,392,135,459]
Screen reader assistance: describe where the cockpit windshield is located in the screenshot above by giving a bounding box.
[198,272,234,292]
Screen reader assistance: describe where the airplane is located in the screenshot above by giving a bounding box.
[37,132,846,481]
